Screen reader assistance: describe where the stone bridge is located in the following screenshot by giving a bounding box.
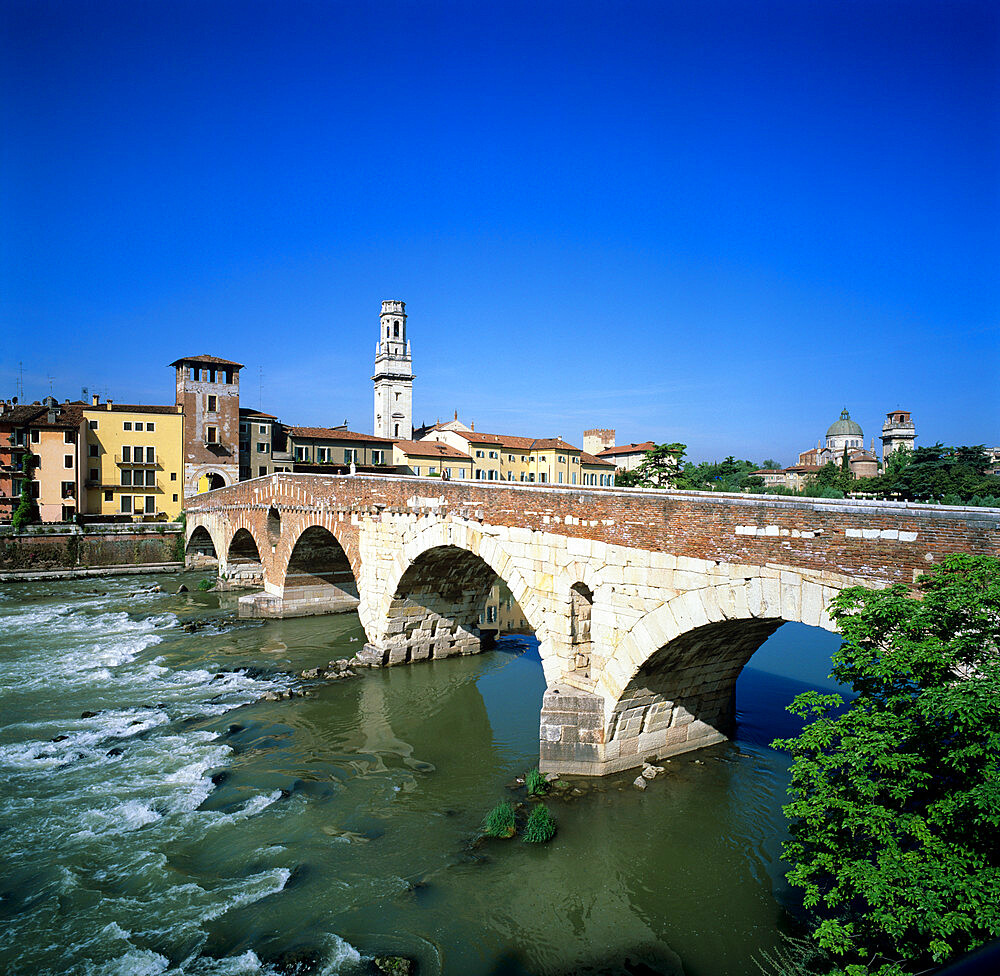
[184,474,1000,776]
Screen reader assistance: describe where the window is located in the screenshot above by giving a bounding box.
[121,495,132,513]
[372,450,384,464]
[343,448,359,464]
[207,395,217,412]
[558,472,563,483]
[315,447,329,463]
[64,431,74,444]
[508,455,516,462]
[145,470,155,486]
[488,451,498,459]
[394,424,399,437]
[257,443,266,453]
[507,471,513,481]
[208,370,216,383]
[89,419,98,430]
[295,446,309,461]
[138,422,147,432]
[64,455,73,468]
[172,494,178,502]
[558,455,565,463]
[190,367,197,381]
[571,473,577,485]
[144,496,156,514]
[124,422,132,431]
[444,467,451,478]
[258,466,267,477]
[122,470,132,486]
[240,424,248,434]
[539,473,547,483]
[393,322,399,337]
[206,426,217,444]
[105,490,113,501]
[259,425,267,434]
[413,466,420,475]
[122,446,131,462]
[30,429,39,443]
[540,455,547,462]
[61,481,74,498]
[170,472,176,481]
[475,450,484,458]
[90,469,98,481]
[528,473,535,482]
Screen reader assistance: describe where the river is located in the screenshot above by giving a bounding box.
[0,572,842,976]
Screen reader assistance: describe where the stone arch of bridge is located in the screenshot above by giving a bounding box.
[276,522,361,616]
[185,522,223,565]
[596,576,843,765]
[227,527,262,564]
[370,519,554,669]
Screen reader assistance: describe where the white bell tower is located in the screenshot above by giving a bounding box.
[372,300,414,439]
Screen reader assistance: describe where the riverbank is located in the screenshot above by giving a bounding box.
[0,521,183,575]
[0,561,185,582]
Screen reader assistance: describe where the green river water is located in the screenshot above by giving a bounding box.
[0,572,842,976]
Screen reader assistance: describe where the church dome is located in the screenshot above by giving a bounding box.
[827,408,863,438]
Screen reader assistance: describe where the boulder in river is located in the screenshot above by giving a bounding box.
[374,955,414,975]
[80,710,98,719]
[633,775,647,791]
[177,584,188,593]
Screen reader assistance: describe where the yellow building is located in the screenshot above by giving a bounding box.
[424,429,604,485]
[83,396,185,519]
[580,451,617,486]
[393,440,472,479]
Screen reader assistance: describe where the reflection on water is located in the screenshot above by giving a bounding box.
[0,577,841,976]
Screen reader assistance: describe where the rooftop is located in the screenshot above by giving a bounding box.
[169,354,245,369]
[394,440,471,460]
[596,441,657,457]
[288,426,394,443]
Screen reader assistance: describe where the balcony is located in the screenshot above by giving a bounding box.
[116,453,158,466]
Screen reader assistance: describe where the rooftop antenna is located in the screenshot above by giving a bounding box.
[17,361,24,400]
[258,365,263,409]
[48,375,54,395]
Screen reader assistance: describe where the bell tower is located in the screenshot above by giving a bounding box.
[373,300,414,439]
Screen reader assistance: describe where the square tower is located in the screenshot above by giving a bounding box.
[372,300,414,439]
[170,354,243,496]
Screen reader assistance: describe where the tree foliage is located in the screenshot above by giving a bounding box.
[622,443,687,488]
[774,555,1000,975]
[12,453,40,531]
[678,455,762,492]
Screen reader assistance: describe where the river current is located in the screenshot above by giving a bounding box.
[0,573,841,976]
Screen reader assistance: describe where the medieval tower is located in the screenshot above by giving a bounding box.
[373,300,413,439]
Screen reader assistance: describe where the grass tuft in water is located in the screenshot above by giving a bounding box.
[197,578,214,591]
[525,768,548,796]
[522,803,556,843]
[482,802,517,838]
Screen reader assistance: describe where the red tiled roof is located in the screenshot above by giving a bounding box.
[84,403,181,415]
[169,354,244,368]
[394,440,471,460]
[240,408,278,420]
[580,452,615,467]
[288,426,394,443]
[596,441,657,457]
[447,431,582,452]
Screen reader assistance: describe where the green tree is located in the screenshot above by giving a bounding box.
[12,453,40,531]
[774,555,1000,975]
[630,443,687,488]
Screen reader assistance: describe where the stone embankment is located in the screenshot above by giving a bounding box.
[0,522,184,580]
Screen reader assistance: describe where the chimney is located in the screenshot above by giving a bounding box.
[106,399,113,410]
[92,394,100,406]
[471,421,475,431]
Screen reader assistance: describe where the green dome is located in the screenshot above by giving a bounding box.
[826,408,863,438]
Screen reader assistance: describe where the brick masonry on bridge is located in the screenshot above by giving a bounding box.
[184,474,1000,775]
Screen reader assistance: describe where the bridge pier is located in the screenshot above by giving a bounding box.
[237,586,360,618]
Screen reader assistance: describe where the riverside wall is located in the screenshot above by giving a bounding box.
[0,523,184,576]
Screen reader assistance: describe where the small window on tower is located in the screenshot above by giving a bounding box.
[394,322,399,337]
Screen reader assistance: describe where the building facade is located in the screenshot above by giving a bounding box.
[285,427,394,471]
[881,410,917,458]
[171,355,243,496]
[239,408,278,480]
[83,397,185,520]
[373,300,413,440]
[595,441,657,473]
[393,439,471,479]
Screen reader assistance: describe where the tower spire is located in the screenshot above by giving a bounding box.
[372,300,414,439]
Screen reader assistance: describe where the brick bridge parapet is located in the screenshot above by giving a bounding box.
[185,473,1000,775]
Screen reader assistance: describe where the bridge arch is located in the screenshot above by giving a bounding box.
[185,523,222,568]
[595,576,844,768]
[365,519,554,670]
[276,522,361,615]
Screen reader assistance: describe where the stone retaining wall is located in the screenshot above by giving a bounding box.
[0,524,183,573]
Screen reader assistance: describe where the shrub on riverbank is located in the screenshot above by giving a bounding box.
[523,803,556,843]
[482,802,516,838]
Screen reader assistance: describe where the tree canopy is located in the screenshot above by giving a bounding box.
[774,555,1000,975]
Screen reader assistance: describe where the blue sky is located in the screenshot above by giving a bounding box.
[3,0,997,463]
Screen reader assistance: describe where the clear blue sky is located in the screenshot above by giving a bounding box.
[3,0,997,463]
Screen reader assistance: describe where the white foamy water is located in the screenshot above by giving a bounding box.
[0,581,362,976]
